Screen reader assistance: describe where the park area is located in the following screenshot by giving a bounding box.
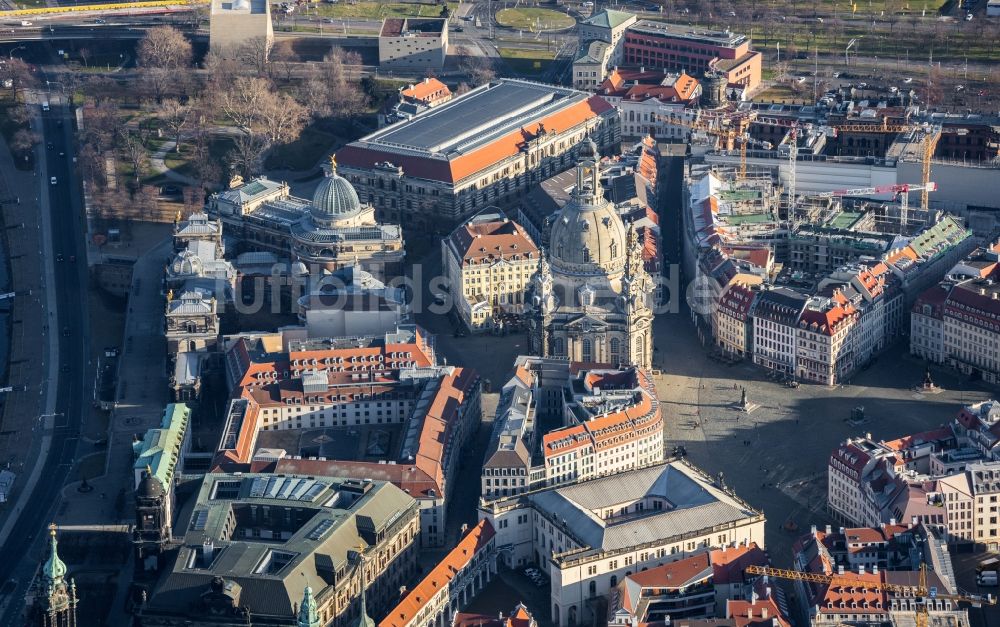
[314,1,457,19]
[495,7,575,31]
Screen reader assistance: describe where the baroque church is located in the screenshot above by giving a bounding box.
[527,140,655,369]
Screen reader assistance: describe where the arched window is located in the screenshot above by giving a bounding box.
[554,337,564,355]
[610,337,620,356]
[582,339,592,362]
[582,247,591,262]
[610,575,617,588]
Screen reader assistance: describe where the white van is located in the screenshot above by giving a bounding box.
[20,20,32,26]
[41,101,49,112]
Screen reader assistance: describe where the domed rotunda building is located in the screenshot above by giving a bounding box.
[290,158,405,277]
[207,158,405,282]
[527,140,655,369]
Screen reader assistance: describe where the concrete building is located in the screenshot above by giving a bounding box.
[295,265,410,339]
[623,21,761,94]
[442,209,539,333]
[379,520,497,627]
[573,9,638,89]
[597,68,701,141]
[606,544,789,627]
[136,474,420,627]
[792,523,968,627]
[526,141,655,369]
[379,18,448,71]
[207,166,405,282]
[478,461,766,627]
[216,325,481,548]
[481,357,664,499]
[336,80,619,231]
[209,0,273,58]
[752,288,808,376]
[712,279,760,357]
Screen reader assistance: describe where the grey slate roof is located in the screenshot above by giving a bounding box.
[146,473,417,621]
[527,462,760,556]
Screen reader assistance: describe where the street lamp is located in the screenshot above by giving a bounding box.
[845,37,861,66]
[9,45,25,61]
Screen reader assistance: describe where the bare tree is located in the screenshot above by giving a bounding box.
[0,58,35,95]
[10,129,38,155]
[455,82,472,95]
[138,26,193,71]
[219,76,272,135]
[159,98,192,152]
[271,41,298,84]
[227,133,269,178]
[238,36,274,77]
[259,92,307,145]
[119,128,148,185]
[460,56,495,86]
[79,47,91,68]
[138,26,193,102]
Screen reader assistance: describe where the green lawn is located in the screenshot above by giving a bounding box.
[265,126,340,171]
[164,135,235,180]
[495,7,575,31]
[498,47,556,76]
[313,1,457,19]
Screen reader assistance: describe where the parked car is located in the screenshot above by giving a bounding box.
[50,176,57,185]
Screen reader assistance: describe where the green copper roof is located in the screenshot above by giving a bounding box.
[43,524,67,583]
[133,403,190,488]
[582,9,635,29]
[298,586,320,627]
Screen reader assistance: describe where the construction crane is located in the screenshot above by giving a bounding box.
[656,108,761,179]
[811,182,938,229]
[830,122,967,210]
[745,564,995,627]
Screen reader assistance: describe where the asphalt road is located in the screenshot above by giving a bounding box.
[0,80,89,625]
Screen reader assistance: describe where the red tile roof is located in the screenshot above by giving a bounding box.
[337,96,615,185]
[380,520,496,627]
[401,78,452,105]
[449,215,539,265]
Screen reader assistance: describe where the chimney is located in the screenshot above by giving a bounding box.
[762,608,769,619]
[839,527,846,536]
[424,77,430,84]
[826,525,832,534]
[810,525,818,534]
[201,538,215,563]
[399,585,408,597]
[747,609,753,619]
[461,523,469,535]
[873,565,879,574]
[858,565,865,575]
[838,565,845,575]
[890,517,897,525]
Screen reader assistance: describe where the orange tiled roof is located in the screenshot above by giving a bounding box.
[380,520,496,627]
[450,216,539,265]
[337,96,614,185]
[401,78,451,103]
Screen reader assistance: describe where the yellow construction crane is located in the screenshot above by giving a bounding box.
[745,564,995,627]
[831,122,966,210]
[656,108,761,179]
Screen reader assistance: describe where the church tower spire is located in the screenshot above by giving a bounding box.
[297,586,320,627]
[31,523,78,627]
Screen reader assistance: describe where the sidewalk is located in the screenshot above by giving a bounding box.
[57,236,172,526]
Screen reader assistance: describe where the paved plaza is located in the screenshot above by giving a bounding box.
[651,307,994,567]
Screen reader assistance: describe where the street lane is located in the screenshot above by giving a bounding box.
[0,86,89,625]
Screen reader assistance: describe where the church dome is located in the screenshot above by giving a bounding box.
[138,471,165,499]
[548,138,626,276]
[43,525,67,582]
[170,250,203,277]
[311,158,362,224]
[549,198,626,275]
